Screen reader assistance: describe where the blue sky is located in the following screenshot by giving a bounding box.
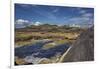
[15,4,94,28]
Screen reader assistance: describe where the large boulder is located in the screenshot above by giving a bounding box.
[60,27,94,62]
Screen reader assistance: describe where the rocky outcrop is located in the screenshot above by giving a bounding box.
[59,27,94,62]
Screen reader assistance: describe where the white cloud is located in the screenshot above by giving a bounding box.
[16,19,29,24]
[82,13,93,17]
[79,10,86,14]
[52,8,59,13]
[34,21,41,26]
[15,19,30,28]
[78,8,93,18]
[33,7,57,20]
[67,17,89,23]
[65,15,93,27]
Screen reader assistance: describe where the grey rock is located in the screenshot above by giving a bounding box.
[61,27,94,62]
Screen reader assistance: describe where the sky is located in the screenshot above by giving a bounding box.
[15,4,94,28]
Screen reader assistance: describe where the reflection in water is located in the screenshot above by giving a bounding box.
[15,40,70,64]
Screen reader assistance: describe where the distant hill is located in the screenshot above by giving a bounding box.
[15,24,85,33]
[59,26,94,62]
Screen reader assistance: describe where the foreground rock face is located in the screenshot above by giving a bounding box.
[61,27,94,62]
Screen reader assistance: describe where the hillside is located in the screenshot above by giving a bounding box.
[15,24,84,33]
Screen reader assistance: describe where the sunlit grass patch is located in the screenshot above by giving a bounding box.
[42,39,68,49]
[15,33,33,42]
[15,57,27,65]
[55,40,67,44]
[42,42,57,50]
[15,39,37,47]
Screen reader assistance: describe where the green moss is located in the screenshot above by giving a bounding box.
[55,40,67,45]
[15,31,78,47]
[15,39,37,47]
[15,33,33,42]
[42,42,56,49]
[42,40,69,50]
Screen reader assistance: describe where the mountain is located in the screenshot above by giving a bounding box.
[59,26,94,62]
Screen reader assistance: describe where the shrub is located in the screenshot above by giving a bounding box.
[15,34,33,42]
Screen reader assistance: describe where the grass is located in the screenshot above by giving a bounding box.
[42,39,75,50]
[15,33,33,42]
[15,57,26,65]
[42,42,57,49]
[15,39,38,47]
[15,32,79,47]
[15,25,84,65]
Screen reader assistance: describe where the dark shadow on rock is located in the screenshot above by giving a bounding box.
[61,27,94,62]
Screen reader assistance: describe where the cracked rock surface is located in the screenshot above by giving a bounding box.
[61,27,94,62]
